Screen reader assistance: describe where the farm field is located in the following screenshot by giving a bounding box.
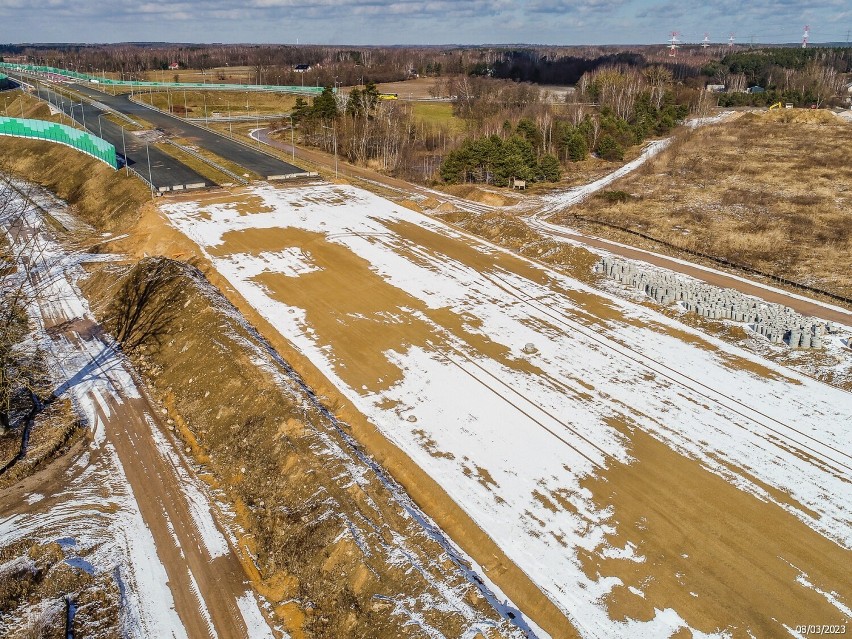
[162,182,852,638]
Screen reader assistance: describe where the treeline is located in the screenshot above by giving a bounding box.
[287,64,694,186]
[290,84,464,180]
[703,48,851,107]
[440,128,561,186]
[438,65,691,185]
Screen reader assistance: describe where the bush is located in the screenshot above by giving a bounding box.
[565,133,588,161]
[596,135,624,161]
[598,190,631,203]
[537,155,562,182]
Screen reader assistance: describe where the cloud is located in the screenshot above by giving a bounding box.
[0,0,849,44]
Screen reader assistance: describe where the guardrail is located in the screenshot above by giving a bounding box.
[0,62,326,95]
[571,213,852,306]
[0,116,118,168]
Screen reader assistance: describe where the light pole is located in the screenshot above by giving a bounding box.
[97,114,103,139]
[322,121,338,179]
[145,143,154,199]
[255,103,260,147]
[288,114,295,161]
[121,126,128,176]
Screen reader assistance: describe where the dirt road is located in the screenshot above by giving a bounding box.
[4,200,274,639]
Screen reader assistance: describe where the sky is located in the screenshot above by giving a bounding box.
[1,0,850,46]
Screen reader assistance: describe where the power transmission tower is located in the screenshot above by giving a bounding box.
[801,25,810,48]
[702,33,710,49]
[668,31,681,57]
[728,33,735,48]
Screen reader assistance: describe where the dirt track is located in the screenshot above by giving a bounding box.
[4,208,273,639]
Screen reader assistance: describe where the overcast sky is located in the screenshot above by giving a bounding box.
[2,0,850,46]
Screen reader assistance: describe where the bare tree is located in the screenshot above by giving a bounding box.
[107,257,186,353]
[0,173,53,435]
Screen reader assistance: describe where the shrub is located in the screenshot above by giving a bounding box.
[596,135,624,161]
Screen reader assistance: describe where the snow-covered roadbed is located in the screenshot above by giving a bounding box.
[163,183,852,639]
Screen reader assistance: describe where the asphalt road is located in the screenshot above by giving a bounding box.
[28,81,210,191]
[70,83,306,179]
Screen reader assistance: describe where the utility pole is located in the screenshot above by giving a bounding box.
[122,126,128,176]
[288,114,295,161]
[145,143,154,199]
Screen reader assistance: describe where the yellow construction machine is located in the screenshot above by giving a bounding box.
[769,102,783,110]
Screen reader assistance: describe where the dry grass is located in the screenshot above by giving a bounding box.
[0,398,85,491]
[136,90,297,117]
[0,539,121,638]
[554,112,852,297]
[153,143,235,186]
[0,138,150,232]
[1,90,56,121]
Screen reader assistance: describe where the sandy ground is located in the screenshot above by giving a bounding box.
[159,182,852,638]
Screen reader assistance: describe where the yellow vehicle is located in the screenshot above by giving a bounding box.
[378,93,398,100]
[769,101,783,110]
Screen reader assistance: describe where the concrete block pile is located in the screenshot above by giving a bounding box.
[594,257,834,348]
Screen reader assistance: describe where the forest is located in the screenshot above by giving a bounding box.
[3,43,848,185]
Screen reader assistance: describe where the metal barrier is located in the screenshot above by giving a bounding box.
[0,62,326,95]
[0,116,118,169]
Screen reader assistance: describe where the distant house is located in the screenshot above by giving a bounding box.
[168,62,180,70]
[748,86,765,94]
[293,64,311,73]
[706,84,726,93]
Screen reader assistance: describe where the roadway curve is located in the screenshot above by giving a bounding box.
[26,80,210,191]
[70,83,306,179]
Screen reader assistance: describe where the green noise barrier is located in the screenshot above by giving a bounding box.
[0,62,326,95]
[0,116,118,169]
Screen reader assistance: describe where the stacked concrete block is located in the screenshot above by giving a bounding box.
[594,257,833,349]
